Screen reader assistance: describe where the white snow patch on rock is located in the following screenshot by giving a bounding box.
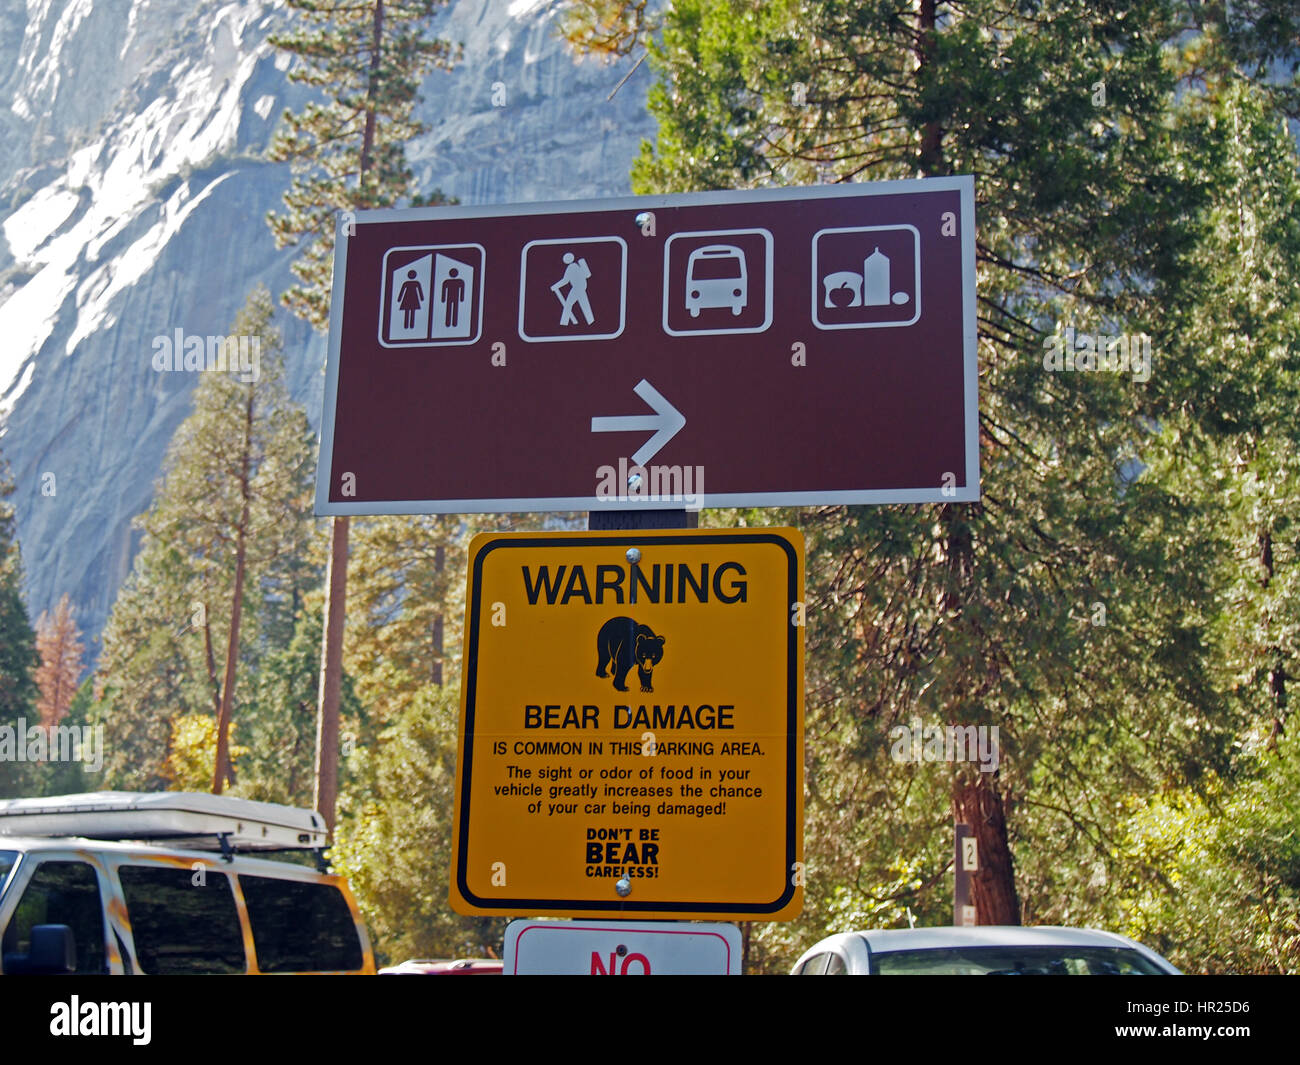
[3,186,81,262]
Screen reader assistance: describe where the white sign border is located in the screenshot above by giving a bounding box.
[502,919,743,975]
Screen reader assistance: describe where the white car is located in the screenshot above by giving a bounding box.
[0,791,375,975]
[791,926,1180,975]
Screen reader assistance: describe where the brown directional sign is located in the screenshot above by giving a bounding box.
[316,177,977,515]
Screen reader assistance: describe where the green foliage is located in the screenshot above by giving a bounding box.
[233,599,366,807]
[21,677,98,798]
[625,0,1300,971]
[341,513,535,716]
[330,681,503,965]
[266,0,458,330]
[93,288,320,789]
[1108,729,1300,974]
[0,444,38,799]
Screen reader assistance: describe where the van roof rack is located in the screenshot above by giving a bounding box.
[0,792,328,863]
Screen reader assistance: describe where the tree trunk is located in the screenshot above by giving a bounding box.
[213,388,255,794]
[315,515,349,831]
[915,0,942,175]
[359,0,384,189]
[951,770,1020,924]
[312,0,382,827]
[1258,528,1288,747]
[914,0,1013,924]
[202,606,221,719]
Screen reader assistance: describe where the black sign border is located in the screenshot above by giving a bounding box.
[454,530,802,917]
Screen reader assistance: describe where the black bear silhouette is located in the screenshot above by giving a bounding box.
[595,616,666,693]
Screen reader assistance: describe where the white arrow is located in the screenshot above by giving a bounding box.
[591,379,686,466]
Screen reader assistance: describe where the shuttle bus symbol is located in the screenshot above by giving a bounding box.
[685,244,747,317]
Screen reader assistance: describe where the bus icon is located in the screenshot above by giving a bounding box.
[663,228,772,336]
[686,244,747,317]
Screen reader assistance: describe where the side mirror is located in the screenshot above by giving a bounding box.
[27,924,77,974]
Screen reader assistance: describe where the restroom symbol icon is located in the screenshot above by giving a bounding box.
[379,244,485,347]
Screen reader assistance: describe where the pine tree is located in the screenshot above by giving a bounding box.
[266,0,458,829]
[238,597,366,807]
[0,444,38,798]
[94,288,318,790]
[1075,75,1300,973]
[566,0,1286,944]
[267,0,457,329]
[343,514,527,710]
[34,594,83,727]
[588,0,1175,925]
[1143,47,1300,750]
[331,682,505,964]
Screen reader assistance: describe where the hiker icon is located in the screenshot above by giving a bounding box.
[550,251,594,326]
[517,236,627,343]
[397,270,424,330]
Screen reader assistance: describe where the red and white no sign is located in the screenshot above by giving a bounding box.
[316,177,978,515]
[503,920,743,975]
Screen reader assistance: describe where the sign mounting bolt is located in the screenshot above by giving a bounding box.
[625,548,641,565]
[615,876,632,897]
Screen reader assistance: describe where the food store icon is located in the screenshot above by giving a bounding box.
[811,224,921,330]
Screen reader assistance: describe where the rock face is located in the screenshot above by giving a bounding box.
[0,0,656,657]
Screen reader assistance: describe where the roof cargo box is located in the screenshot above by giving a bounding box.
[0,792,326,852]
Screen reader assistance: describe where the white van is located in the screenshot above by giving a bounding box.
[0,792,375,975]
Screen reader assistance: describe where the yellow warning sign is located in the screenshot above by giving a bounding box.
[449,528,804,920]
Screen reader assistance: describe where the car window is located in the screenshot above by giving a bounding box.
[870,945,1167,975]
[798,952,830,975]
[0,851,17,898]
[1,860,107,974]
[239,875,363,973]
[824,951,848,975]
[118,864,247,974]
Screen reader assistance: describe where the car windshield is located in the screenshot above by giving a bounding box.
[0,851,17,900]
[870,945,1166,975]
